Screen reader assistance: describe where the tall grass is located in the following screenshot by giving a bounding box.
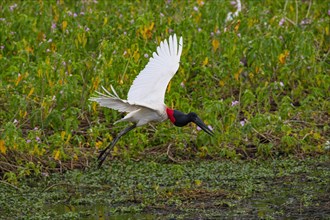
[0,0,329,182]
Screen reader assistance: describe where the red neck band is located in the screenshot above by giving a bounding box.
[166,108,175,124]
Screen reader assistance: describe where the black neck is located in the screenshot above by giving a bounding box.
[173,110,196,127]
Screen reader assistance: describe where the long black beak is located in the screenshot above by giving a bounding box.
[193,117,214,136]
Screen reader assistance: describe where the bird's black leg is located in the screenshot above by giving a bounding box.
[98,123,136,168]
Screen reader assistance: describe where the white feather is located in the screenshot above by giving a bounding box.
[89,86,168,126]
[127,34,183,108]
[90,34,183,126]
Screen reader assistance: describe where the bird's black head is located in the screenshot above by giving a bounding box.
[166,108,214,136]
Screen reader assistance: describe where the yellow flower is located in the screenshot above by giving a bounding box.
[54,149,60,160]
[202,57,209,66]
[140,22,154,40]
[197,0,205,6]
[234,20,241,32]
[15,73,23,86]
[212,39,219,52]
[234,68,243,81]
[279,50,289,64]
[195,179,202,187]
[28,87,34,98]
[62,20,68,32]
[0,140,6,154]
[95,141,103,149]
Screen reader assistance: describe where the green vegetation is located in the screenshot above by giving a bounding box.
[0,0,329,217]
[1,0,329,178]
[1,157,329,219]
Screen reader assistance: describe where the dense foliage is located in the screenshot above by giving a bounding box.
[0,0,329,181]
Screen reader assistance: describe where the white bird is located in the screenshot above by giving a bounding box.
[90,34,213,167]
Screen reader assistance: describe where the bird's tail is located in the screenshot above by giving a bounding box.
[93,85,121,99]
[89,85,138,113]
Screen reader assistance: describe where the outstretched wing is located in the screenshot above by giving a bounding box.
[89,86,139,112]
[127,34,183,107]
[89,86,153,113]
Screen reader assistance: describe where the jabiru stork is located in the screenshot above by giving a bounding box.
[90,34,214,167]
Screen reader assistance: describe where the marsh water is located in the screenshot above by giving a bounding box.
[1,157,329,219]
[46,173,329,219]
